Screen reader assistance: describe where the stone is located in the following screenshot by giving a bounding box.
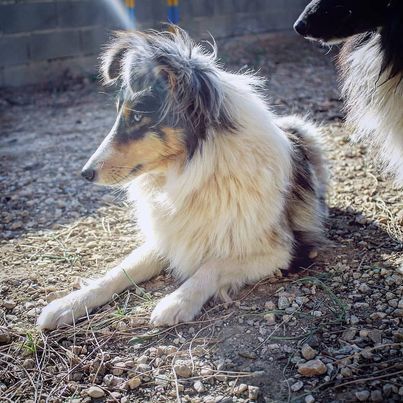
[291,381,304,392]
[301,344,317,360]
[127,376,141,390]
[248,386,260,400]
[0,327,11,344]
[278,296,290,310]
[297,360,327,377]
[341,328,357,341]
[85,386,105,398]
[265,301,276,310]
[23,358,35,369]
[350,315,360,325]
[305,395,315,403]
[367,329,382,344]
[173,360,192,378]
[355,390,370,401]
[370,390,383,402]
[264,313,276,325]
[3,300,16,309]
[194,380,205,393]
[234,383,248,395]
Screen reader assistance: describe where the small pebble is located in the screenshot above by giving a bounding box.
[298,360,327,377]
[291,381,304,392]
[305,395,315,403]
[301,344,317,360]
[355,390,370,401]
[85,386,105,398]
[127,376,141,390]
[194,380,205,393]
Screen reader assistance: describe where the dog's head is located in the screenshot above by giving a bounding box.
[294,0,391,44]
[82,29,234,186]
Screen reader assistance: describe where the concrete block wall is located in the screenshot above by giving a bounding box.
[0,0,307,88]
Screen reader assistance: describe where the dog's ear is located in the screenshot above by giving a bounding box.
[100,33,131,85]
[152,37,233,136]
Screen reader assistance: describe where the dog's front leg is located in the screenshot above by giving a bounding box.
[151,259,234,327]
[37,244,165,330]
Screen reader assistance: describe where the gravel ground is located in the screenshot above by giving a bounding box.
[0,32,402,403]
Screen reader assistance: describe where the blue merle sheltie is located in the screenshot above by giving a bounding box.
[294,0,403,185]
[37,29,327,329]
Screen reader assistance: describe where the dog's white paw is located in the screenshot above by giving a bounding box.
[150,292,201,327]
[37,289,93,330]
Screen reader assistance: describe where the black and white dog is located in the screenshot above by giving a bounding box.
[295,0,403,185]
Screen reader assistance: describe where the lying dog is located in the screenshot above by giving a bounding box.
[37,29,328,330]
[294,0,403,185]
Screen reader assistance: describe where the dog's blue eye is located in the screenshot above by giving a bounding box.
[133,113,143,122]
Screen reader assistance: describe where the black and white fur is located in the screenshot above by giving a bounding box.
[37,29,328,330]
[295,0,403,185]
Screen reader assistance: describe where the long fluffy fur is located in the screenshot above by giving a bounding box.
[37,29,328,330]
[339,32,403,185]
[294,0,403,185]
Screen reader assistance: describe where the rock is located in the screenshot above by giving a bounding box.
[248,386,260,400]
[111,362,126,376]
[127,376,141,390]
[85,386,105,398]
[350,315,360,325]
[194,380,205,393]
[3,300,16,310]
[23,358,35,369]
[278,296,290,310]
[301,344,317,360]
[201,366,214,376]
[340,367,352,377]
[155,374,169,386]
[173,360,192,378]
[103,374,124,387]
[305,395,315,403]
[265,301,276,310]
[368,329,382,344]
[341,328,357,341]
[297,360,327,377]
[398,386,403,396]
[370,390,383,402]
[0,327,11,344]
[234,383,248,395]
[355,390,370,401]
[137,355,148,364]
[264,313,276,325]
[26,308,37,317]
[291,381,304,392]
[382,384,394,397]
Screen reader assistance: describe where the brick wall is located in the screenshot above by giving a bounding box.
[0,0,307,88]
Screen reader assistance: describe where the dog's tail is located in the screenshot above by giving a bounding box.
[276,115,329,272]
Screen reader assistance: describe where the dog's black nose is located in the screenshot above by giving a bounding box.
[81,168,96,182]
[294,20,308,36]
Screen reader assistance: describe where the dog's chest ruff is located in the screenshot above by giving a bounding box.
[341,35,403,183]
[128,132,293,279]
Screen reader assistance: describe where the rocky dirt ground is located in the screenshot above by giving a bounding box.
[0,33,402,403]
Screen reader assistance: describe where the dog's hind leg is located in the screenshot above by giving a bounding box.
[150,255,284,327]
[37,244,166,330]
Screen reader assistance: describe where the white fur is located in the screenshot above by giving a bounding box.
[37,37,326,330]
[341,35,403,185]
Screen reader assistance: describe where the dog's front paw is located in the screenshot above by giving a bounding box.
[37,289,94,330]
[150,292,201,327]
